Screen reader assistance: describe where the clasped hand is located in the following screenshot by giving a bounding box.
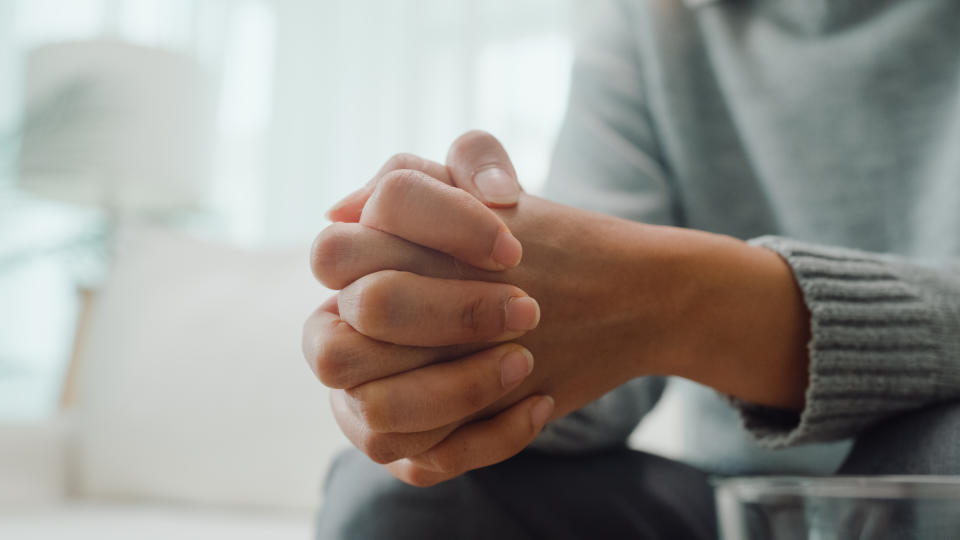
[301,131,779,487]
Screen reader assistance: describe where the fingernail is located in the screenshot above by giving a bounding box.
[505,296,540,332]
[491,230,522,268]
[530,396,554,429]
[500,349,534,388]
[474,167,519,205]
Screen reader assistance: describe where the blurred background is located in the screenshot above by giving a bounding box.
[0,0,573,537]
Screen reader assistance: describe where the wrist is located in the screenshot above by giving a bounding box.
[655,230,811,409]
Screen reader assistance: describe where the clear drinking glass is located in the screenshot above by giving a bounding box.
[714,476,960,540]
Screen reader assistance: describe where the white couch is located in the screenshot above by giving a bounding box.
[0,226,716,539]
[0,227,349,538]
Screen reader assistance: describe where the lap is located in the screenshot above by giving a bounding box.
[317,400,960,540]
[317,446,716,540]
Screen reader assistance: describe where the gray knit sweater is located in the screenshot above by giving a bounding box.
[532,0,960,474]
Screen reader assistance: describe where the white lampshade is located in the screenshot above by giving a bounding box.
[16,40,213,214]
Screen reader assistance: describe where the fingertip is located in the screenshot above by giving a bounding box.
[530,396,555,430]
[326,201,363,223]
[491,230,523,269]
[327,184,375,223]
[446,130,523,211]
[325,208,348,223]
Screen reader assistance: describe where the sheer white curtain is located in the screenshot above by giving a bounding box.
[264,0,573,243]
[2,0,573,244]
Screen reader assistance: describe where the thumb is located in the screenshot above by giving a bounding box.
[446,130,522,207]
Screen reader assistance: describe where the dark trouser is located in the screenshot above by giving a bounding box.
[317,447,717,540]
[317,401,960,540]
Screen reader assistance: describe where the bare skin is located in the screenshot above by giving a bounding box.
[302,131,810,487]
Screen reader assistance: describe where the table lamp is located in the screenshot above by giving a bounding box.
[16,39,214,218]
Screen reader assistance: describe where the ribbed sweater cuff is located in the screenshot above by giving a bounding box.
[735,236,960,448]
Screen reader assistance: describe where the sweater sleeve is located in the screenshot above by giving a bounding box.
[736,236,960,448]
[532,0,677,453]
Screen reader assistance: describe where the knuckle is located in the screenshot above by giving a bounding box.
[310,223,357,288]
[346,384,394,433]
[312,321,357,389]
[349,272,400,333]
[365,170,421,229]
[383,153,423,173]
[377,169,420,202]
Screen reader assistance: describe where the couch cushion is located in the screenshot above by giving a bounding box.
[74,227,346,510]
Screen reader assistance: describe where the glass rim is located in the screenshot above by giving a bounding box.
[712,475,960,500]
